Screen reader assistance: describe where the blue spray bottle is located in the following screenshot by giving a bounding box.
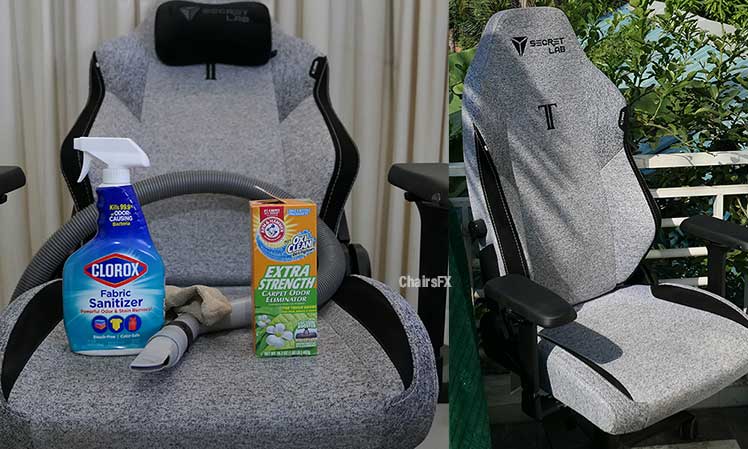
[62,137,165,356]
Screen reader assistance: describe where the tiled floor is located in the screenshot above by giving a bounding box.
[490,408,748,449]
[418,403,449,449]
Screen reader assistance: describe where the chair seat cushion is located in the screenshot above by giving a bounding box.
[7,280,432,449]
[539,284,748,435]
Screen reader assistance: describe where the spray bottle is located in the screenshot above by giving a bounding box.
[62,137,165,356]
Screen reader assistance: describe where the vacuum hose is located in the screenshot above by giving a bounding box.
[12,170,346,303]
[12,171,346,372]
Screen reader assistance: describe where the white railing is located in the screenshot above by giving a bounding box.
[635,151,748,287]
[449,150,748,288]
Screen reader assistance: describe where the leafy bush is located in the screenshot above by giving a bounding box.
[449,0,748,303]
[672,0,748,28]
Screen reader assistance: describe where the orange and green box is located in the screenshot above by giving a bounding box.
[251,199,317,357]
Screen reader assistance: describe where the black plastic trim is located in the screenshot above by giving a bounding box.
[485,274,576,328]
[539,332,634,401]
[0,166,26,200]
[61,53,105,213]
[651,284,748,330]
[681,215,748,251]
[474,125,529,276]
[310,56,359,234]
[331,276,414,389]
[479,244,501,281]
[2,280,63,400]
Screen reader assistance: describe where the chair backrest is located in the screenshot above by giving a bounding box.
[462,7,659,305]
[61,1,357,286]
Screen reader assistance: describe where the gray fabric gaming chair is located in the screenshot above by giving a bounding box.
[463,6,748,445]
[0,2,436,448]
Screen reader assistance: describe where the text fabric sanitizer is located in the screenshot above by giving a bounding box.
[62,137,165,356]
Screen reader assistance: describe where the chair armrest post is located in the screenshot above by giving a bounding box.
[484,274,574,419]
[518,320,542,418]
[414,200,448,400]
[388,162,449,402]
[707,244,729,298]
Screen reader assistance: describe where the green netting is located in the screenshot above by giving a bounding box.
[449,208,492,449]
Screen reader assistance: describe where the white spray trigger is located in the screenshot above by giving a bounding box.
[73,137,150,186]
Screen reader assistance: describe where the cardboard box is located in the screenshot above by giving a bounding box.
[251,199,317,357]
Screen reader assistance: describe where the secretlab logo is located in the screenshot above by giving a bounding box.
[538,103,558,130]
[511,37,528,56]
[203,7,252,23]
[530,37,566,55]
[180,6,200,21]
[512,36,567,56]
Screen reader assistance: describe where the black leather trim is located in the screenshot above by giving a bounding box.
[618,106,661,235]
[539,332,634,401]
[61,53,105,213]
[309,57,359,234]
[651,284,748,330]
[474,126,529,276]
[331,276,414,389]
[2,280,63,400]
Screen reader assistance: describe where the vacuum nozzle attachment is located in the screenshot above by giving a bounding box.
[130,297,252,372]
[74,137,150,186]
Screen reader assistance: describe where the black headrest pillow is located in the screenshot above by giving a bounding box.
[155,1,272,66]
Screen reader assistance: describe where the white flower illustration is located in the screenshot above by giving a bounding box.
[256,315,271,328]
[266,323,294,348]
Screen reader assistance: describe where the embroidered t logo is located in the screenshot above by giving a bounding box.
[538,103,558,130]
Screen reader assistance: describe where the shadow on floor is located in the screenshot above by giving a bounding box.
[491,408,748,449]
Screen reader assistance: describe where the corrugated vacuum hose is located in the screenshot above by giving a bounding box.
[11,171,347,371]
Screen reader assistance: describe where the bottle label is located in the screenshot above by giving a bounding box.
[63,185,165,354]
[64,251,164,353]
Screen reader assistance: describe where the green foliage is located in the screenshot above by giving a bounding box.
[449,0,626,50]
[669,0,748,28]
[588,0,748,153]
[449,0,748,302]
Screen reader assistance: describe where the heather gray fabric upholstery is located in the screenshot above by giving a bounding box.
[539,284,748,434]
[2,278,436,449]
[462,7,655,304]
[88,0,335,286]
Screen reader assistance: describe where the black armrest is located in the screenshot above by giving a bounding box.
[484,274,576,328]
[681,215,748,251]
[388,163,448,208]
[0,166,25,204]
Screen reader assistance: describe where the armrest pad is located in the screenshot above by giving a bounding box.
[484,274,576,328]
[0,166,25,201]
[388,163,448,208]
[681,215,748,251]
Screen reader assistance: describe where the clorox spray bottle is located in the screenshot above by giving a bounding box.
[62,137,165,355]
